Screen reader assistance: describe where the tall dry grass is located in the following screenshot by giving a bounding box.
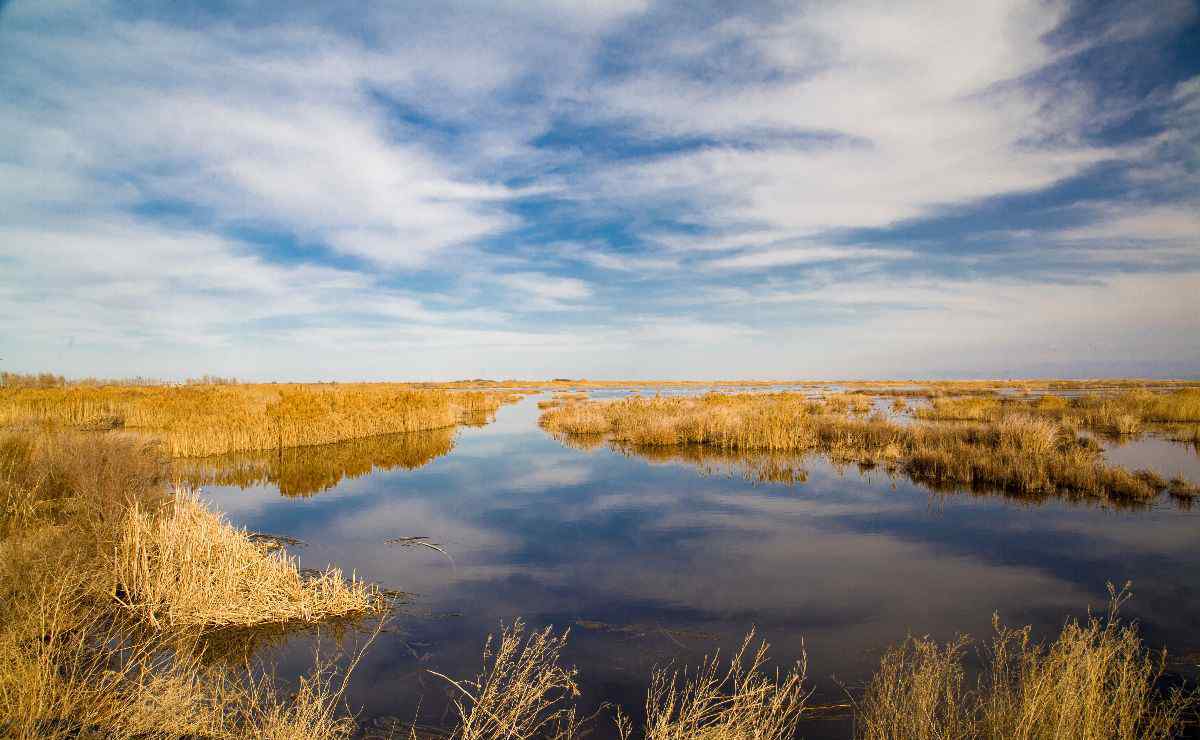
[429,623,810,740]
[113,489,381,629]
[0,429,380,739]
[619,630,810,740]
[918,389,1200,435]
[433,599,1194,740]
[540,395,1167,503]
[434,620,585,740]
[0,575,367,740]
[0,383,517,457]
[856,586,1197,740]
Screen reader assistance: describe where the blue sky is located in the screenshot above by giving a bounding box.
[2,0,1198,380]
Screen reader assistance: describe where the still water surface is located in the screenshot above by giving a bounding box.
[199,395,1200,738]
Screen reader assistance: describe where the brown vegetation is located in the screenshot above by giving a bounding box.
[539,394,1177,503]
[0,383,516,457]
[620,630,809,740]
[856,586,1196,740]
[420,590,1192,740]
[0,429,382,739]
[424,622,810,740]
[3,427,1197,738]
[113,489,378,628]
[918,389,1200,435]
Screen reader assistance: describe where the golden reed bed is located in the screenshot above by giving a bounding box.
[0,430,383,740]
[0,383,518,457]
[539,393,1198,504]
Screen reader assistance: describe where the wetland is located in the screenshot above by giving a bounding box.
[197,387,1200,738]
[3,380,1199,738]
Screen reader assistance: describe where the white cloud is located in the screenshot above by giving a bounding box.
[1057,204,1200,243]
[552,242,680,272]
[705,245,913,270]
[627,317,763,345]
[496,272,594,311]
[649,230,786,253]
[0,0,1196,379]
[581,0,1122,249]
[0,10,526,269]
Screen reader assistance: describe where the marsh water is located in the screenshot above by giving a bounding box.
[196,394,1200,738]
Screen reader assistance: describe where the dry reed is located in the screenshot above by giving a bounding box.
[429,623,810,740]
[540,395,1171,503]
[855,586,1197,740]
[0,429,378,739]
[112,489,382,629]
[433,619,584,740]
[0,578,366,740]
[0,383,517,457]
[618,630,810,740]
[918,389,1200,436]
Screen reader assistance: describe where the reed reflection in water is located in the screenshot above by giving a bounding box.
[175,428,457,497]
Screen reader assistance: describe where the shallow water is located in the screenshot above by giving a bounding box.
[200,395,1200,738]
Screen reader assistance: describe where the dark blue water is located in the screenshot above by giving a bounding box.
[198,395,1200,738]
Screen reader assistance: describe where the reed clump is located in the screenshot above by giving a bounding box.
[428,590,1192,740]
[0,383,517,457]
[113,489,381,629]
[540,395,1169,502]
[435,620,584,740]
[856,586,1197,740]
[0,429,379,739]
[919,389,1200,437]
[1066,390,1200,432]
[619,630,810,740]
[0,576,362,740]
[430,623,810,740]
[916,397,1003,421]
[609,444,812,485]
[553,392,590,401]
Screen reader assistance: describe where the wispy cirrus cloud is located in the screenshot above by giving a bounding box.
[0,0,1197,378]
[495,272,593,311]
[704,245,914,271]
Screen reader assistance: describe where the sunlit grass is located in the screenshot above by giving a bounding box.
[0,429,379,739]
[918,389,1200,436]
[428,622,810,740]
[540,394,1171,503]
[427,590,1193,740]
[0,383,517,457]
[621,629,810,740]
[113,489,381,629]
[856,586,1197,740]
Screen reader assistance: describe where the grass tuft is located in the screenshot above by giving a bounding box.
[112,489,382,629]
[540,395,1167,503]
[620,629,810,740]
[856,585,1197,740]
[433,619,583,740]
[0,429,379,739]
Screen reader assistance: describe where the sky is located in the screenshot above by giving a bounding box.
[1,0,1198,380]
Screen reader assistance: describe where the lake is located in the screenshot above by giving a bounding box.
[196,393,1200,739]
